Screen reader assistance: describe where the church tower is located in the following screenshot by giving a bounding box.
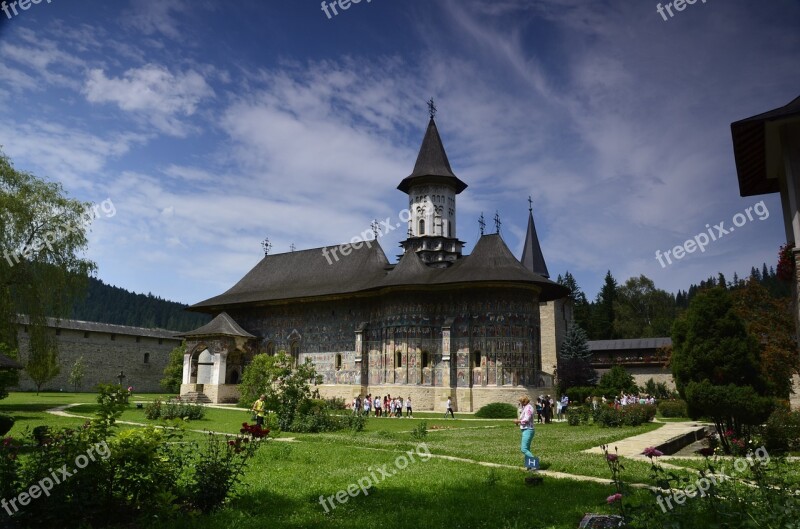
[397,104,468,268]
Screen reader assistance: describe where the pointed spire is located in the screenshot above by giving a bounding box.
[397,111,467,194]
[521,198,549,278]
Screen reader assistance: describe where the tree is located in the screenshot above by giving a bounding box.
[556,323,597,392]
[558,271,591,332]
[671,287,773,451]
[590,271,618,340]
[239,351,323,430]
[613,275,676,339]
[731,279,798,399]
[0,342,19,400]
[160,343,186,393]
[68,355,86,392]
[0,150,95,376]
[597,365,638,397]
[26,335,59,394]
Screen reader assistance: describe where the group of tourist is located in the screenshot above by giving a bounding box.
[533,394,570,424]
[584,393,658,409]
[352,394,413,418]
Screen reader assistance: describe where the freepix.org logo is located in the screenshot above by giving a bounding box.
[654,200,769,269]
[1,0,54,21]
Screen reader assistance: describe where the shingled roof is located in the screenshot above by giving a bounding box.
[192,242,391,309]
[731,94,800,197]
[16,315,180,340]
[191,234,568,311]
[177,312,256,338]
[521,207,549,278]
[397,118,468,194]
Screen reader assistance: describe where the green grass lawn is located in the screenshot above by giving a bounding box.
[0,393,694,528]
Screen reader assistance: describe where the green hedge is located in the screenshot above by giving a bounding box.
[657,399,688,418]
[596,404,657,427]
[475,402,518,419]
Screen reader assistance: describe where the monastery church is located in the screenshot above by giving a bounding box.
[179,113,572,410]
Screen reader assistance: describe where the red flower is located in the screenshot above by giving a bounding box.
[698,447,715,457]
[607,493,623,504]
[228,440,236,446]
[642,447,663,458]
[606,453,618,462]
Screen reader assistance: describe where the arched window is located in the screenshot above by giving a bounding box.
[418,219,425,235]
[448,223,452,238]
[421,351,430,368]
[290,341,300,365]
[396,351,403,368]
[473,351,482,368]
[266,341,275,356]
[143,353,150,364]
[335,353,342,371]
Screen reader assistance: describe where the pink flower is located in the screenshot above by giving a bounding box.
[642,447,663,458]
[607,493,623,504]
[606,453,618,462]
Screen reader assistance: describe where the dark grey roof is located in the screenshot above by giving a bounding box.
[16,315,180,340]
[192,242,391,309]
[731,94,800,197]
[379,249,434,286]
[588,338,672,351]
[520,208,549,278]
[192,234,569,311]
[0,353,23,370]
[397,118,468,194]
[177,312,255,338]
[432,234,566,300]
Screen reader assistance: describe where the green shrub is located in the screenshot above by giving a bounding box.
[475,402,518,418]
[411,421,428,440]
[145,398,206,421]
[763,407,800,453]
[596,404,656,427]
[567,405,591,426]
[346,412,367,433]
[0,413,13,436]
[658,399,688,418]
[325,396,348,410]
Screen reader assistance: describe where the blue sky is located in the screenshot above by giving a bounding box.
[0,0,798,306]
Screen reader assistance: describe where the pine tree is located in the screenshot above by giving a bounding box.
[556,324,597,392]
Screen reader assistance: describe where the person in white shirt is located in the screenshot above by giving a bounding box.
[444,397,455,418]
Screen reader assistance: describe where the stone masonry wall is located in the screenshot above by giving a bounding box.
[14,325,181,393]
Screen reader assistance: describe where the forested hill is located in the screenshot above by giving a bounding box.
[68,277,210,332]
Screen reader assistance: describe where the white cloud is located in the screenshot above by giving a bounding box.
[83,64,215,136]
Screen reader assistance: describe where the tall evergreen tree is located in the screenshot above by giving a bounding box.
[556,324,597,392]
[591,271,618,340]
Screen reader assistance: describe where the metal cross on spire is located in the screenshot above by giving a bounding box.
[494,211,502,234]
[528,195,533,213]
[290,243,296,252]
[261,237,272,256]
[478,212,485,236]
[427,97,437,120]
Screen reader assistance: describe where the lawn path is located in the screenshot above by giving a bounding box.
[45,403,298,442]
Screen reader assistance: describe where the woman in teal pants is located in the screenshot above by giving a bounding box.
[514,395,537,470]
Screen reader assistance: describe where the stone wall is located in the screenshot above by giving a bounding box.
[595,366,676,391]
[14,323,180,393]
[540,298,571,378]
